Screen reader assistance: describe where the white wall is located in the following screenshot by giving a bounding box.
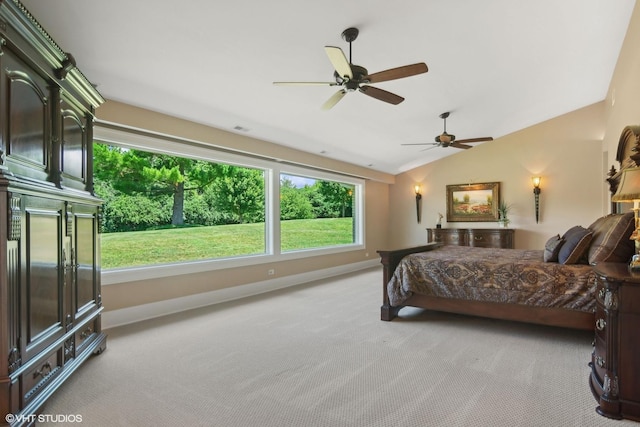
[604,1,640,166]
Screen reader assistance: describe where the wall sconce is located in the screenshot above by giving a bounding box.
[532,177,541,223]
[414,185,422,223]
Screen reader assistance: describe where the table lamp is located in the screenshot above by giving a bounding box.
[612,166,640,270]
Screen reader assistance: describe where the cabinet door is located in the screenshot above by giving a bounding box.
[59,94,91,191]
[21,195,65,363]
[69,202,100,324]
[0,50,52,182]
[618,285,640,405]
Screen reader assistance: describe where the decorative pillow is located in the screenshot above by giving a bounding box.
[543,234,564,262]
[587,212,635,264]
[558,226,593,264]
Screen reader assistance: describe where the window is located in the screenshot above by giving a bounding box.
[280,173,355,252]
[93,124,364,274]
[93,144,266,269]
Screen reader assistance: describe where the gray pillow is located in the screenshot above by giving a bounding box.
[543,234,564,262]
[558,226,593,264]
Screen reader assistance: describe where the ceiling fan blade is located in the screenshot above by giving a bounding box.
[450,142,473,150]
[420,145,439,152]
[401,143,437,146]
[273,81,337,86]
[454,137,494,144]
[365,63,428,83]
[324,46,352,79]
[359,85,404,105]
[321,89,346,110]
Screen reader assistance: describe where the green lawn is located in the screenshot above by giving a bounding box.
[100,217,354,269]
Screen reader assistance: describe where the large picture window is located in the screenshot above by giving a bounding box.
[93,124,364,274]
[93,144,266,269]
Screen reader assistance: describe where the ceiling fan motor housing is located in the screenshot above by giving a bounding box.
[334,65,368,91]
[436,132,455,144]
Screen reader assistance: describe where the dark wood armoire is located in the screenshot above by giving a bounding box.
[0,1,106,425]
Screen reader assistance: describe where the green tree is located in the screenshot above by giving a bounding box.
[208,165,265,223]
[280,177,313,220]
[94,144,223,227]
[316,181,354,218]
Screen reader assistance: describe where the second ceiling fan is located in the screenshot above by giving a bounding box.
[403,112,493,150]
[273,27,428,110]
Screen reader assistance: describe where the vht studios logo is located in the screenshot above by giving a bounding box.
[5,413,83,423]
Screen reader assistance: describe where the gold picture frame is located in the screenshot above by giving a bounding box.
[446,182,500,222]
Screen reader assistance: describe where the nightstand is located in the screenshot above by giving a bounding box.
[589,263,640,421]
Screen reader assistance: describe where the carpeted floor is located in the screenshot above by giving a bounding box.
[40,267,637,426]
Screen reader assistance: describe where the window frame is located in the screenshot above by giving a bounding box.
[94,122,365,285]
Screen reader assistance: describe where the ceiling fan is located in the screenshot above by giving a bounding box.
[402,112,493,150]
[273,27,428,110]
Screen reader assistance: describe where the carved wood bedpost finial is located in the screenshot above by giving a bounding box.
[607,165,619,196]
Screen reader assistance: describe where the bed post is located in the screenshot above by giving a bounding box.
[377,243,441,321]
[378,249,402,321]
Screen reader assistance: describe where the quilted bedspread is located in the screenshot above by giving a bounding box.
[387,245,596,312]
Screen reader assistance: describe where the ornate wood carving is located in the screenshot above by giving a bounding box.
[9,194,21,241]
[616,125,640,169]
[610,125,640,213]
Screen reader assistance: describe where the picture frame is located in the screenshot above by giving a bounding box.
[446,182,500,222]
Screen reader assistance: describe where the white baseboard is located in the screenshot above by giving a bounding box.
[102,259,380,329]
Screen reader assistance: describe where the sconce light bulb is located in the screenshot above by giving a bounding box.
[414,185,421,195]
[532,176,541,188]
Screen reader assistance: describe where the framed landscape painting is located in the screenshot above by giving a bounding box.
[446,182,500,222]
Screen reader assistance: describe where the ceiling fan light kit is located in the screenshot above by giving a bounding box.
[273,27,428,110]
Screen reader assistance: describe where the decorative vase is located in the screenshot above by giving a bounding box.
[498,219,509,228]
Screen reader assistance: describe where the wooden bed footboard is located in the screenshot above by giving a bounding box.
[377,243,441,321]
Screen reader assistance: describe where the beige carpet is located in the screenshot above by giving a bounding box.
[40,267,636,427]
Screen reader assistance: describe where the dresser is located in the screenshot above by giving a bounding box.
[589,263,640,421]
[0,2,106,425]
[427,228,514,249]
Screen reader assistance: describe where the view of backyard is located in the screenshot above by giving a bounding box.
[94,143,357,269]
[100,218,354,269]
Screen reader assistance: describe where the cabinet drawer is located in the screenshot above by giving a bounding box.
[592,335,607,383]
[75,318,100,355]
[22,347,63,404]
[468,231,500,247]
[594,307,607,342]
[590,368,604,397]
[430,231,465,246]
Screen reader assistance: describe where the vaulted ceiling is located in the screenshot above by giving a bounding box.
[21,0,636,174]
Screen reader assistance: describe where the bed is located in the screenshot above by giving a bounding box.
[378,125,640,330]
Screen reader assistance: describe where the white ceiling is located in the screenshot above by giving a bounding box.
[21,0,636,174]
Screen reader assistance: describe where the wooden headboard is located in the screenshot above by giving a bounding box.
[607,125,640,213]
